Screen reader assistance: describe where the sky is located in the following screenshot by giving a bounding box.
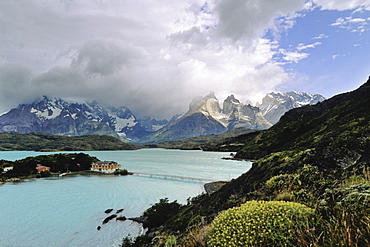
[0,0,369,119]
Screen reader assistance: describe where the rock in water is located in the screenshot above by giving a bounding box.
[116,208,124,213]
[103,214,117,224]
[104,208,113,214]
[116,216,127,221]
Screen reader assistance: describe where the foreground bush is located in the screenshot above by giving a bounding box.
[319,183,370,246]
[209,200,318,247]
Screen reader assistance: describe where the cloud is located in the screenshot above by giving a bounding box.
[5,0,359,119]
[276,41,320,64]
[297,42,322,51]
[332,54,340,59]
[70,40,147,76]
[170,0,306,50]
[280,50,309,63]
[331,16,369,32]
[0,60,35,111]
[313,34,328,40]
[313,0,370,11]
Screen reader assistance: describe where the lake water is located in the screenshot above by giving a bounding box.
[0,149,251,247]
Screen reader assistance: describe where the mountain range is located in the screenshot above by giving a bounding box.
[0,91,324,143]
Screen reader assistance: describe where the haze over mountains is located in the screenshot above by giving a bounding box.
[0,91,324,143]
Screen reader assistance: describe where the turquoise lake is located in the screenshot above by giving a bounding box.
[0,149,251,247]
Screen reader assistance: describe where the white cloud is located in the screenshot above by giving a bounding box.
[297,42,322,51]
[280,50,309,63]
[313,0,370,11]
[331,16,369,32]
[313,34,328,39]
[332,54,340,59]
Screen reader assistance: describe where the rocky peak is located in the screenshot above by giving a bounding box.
[188,91,222,118]
[223,94,241,115]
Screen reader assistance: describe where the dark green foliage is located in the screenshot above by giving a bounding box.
[121,235,153,247]
[318,183,370,246]
[40,170,51,177]
[142,198,182,229]
[115,169,128,175]
[0,132,139,151]
[3,153,98,177]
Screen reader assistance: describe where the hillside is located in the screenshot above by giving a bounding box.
[235,77,370,165]
[125,77,370,246]
[0,132,138,151]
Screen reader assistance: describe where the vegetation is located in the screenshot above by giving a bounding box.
[1,153,98,180]
[209,201,318,247]
[115,169,129,175]
[122,78,370,246]
[0,132,139,151]
[142,198,183,229]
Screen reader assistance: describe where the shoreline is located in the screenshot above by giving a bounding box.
[1,170,133,184]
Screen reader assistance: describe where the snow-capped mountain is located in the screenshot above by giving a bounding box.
[143,91,325,143]
[184,92,272,130]
[0,96,150,140]
[257,91,325,124]
[223,94,272,130]
[0,91,325,143]
[142,93,272,143]
[138,116,169,132]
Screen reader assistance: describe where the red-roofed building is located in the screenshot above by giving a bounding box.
[36,164,51,173]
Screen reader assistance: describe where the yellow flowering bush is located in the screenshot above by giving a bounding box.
[208,200,317,247]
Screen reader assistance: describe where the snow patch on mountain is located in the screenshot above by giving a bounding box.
[258,91,325,124]
[30,107,62,119]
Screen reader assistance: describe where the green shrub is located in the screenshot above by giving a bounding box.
[115,169,128,175]
[319,183,370,246]
[265,174,297,192]
[142,198,182,229]
[40,170,52,177]
[209,200,318,247]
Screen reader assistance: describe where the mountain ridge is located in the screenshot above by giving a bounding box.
[0,90,324,143]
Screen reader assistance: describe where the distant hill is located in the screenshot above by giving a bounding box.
[0,132,138,151]
[145,127,258,150]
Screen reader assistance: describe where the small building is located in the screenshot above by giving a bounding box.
[91,161,121,174]
[36,164,51,173]
[3,166,13,172]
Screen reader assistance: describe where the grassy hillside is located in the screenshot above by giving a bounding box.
[123,77,370,246]
[0,132,139,151]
